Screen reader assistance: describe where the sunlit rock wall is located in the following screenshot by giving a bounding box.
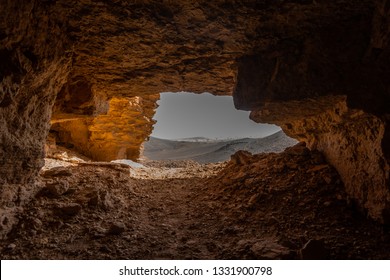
[51,95,159,161]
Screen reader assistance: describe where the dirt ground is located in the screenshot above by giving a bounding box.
[2,144,390,259]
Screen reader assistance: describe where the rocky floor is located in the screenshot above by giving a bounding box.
[1,144,390,259]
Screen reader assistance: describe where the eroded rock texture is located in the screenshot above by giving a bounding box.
[0,0,389,238]
[234,0,390,221]
[250,97,389,221]
[0,0,71,237]
[51,94,158,161]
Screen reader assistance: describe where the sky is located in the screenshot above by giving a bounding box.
[151,92,281,140]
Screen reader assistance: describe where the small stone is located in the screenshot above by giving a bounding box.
[323,201,331,207]
[42,167,73,177]
[7,243,16,250]
[32,218,43,230]
[108,222,126,235]
[250,239,291,259]
[91,226,106,238]
[87,190,113,210]
[231,150,253,165]
[43,181,70,197]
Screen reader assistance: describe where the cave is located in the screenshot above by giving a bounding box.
[0,0,389,259]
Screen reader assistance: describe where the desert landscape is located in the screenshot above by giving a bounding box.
[143,130,297,163]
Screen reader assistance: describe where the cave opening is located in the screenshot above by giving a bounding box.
[141,91,296,163]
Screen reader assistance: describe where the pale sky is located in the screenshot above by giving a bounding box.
[150,92,281,140]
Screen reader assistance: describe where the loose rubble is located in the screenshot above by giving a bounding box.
[1,144,390,259]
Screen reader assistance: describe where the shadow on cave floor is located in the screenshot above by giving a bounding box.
[2,143,390,259]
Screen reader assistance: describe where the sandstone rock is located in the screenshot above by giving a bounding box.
[51,96,159,161]
[78,162,130,171]
[41,167,73,178]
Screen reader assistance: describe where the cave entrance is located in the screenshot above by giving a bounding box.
[141,92,295,163]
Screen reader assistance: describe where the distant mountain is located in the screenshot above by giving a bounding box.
[142,130,298,163]
[176,137,213,142]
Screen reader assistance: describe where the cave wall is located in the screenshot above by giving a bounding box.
[1,0,389,238]
[234,0,390,222]
[0,0,72,237]
[249,97,389,221]
[51,94,159,161]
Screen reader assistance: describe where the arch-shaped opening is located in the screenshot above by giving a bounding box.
[142,91,297,163]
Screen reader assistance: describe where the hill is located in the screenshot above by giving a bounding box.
[142,130,297,163]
